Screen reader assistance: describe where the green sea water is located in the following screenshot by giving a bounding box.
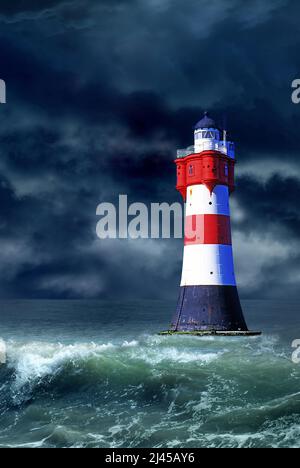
[0,299,299,448]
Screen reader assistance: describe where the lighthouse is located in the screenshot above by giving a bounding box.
[161,113,260,336]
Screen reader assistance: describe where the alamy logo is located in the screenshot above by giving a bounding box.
[96,195,183,240]
[0,339,6,364]
[292,339,300,364]
[0,79,6,104]
[291,79,300,104]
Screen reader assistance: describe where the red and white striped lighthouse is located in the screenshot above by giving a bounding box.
[164,113,260,336]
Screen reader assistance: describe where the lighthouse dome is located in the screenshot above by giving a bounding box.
[194,112,217,130]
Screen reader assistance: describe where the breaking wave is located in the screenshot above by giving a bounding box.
[0,334,300,448]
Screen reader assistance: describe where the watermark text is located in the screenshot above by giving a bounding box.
[291,79,300,104]
[292,339,300,364]
[0,79,6,104]
[0,339,6,365]
[96,195,184,240]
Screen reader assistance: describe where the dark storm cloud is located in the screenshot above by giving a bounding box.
[0,0,300,299]
[235,175,300,237]
[0,1,66,16]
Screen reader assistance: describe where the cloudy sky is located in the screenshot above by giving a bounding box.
[0,0,300,300]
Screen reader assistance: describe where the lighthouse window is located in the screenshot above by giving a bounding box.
[188,165,194,175]
[224,165,228,176]
[202,131,216,139]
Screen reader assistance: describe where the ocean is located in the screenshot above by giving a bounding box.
[0,299,299,448]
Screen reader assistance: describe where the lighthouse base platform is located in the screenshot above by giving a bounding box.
[158,330,262,337]
[171,285,250,332]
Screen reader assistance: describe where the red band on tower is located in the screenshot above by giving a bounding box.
[184,214,232,245]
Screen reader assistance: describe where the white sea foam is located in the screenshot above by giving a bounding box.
[7,341,115,390]
[6,338,224,392]
[130,346,223,365]
[121,340,139,348]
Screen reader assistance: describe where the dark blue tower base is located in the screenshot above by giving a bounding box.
[171,285,248,332]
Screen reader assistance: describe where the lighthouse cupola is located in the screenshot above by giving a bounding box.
[187,112,235,158]
[194,112,221,153]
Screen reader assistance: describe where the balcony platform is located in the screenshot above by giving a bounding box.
[158,330,262,337]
